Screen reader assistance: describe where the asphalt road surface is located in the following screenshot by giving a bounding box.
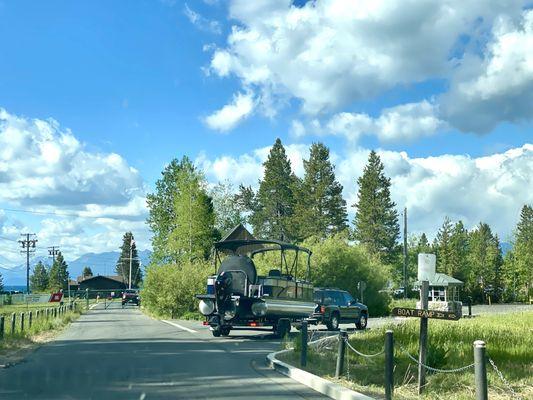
[0,302,331,400]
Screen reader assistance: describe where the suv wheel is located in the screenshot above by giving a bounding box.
[356,313,368,330]
[221,326,231,336]
[326,313,339,330]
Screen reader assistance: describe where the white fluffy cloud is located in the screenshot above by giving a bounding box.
[184,3,221,34]
[205,0,531,135]
[198,142,533,240]
[323,101,444,142]
[203,92,255,131]
[0,108,146,215]
[0,108,150,258]
[442,9,533,132]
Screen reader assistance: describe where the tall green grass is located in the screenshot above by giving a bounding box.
[282,311,533,399]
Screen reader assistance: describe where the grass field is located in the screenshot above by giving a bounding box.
[282,311,533,399]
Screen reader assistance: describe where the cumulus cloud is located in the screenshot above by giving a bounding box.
[0,108,150,257]
[197,142,533,239]
[294,101,444,142]
[441,9,533,132]
[183,3,221,34]
[204,92,255,131]
[205,0,531,134]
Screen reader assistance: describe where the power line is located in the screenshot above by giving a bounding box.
[0,207,144,221]
[0,235,19,243]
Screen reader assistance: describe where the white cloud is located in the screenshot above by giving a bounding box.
[0,108,150,257]
[204,92,255,131]
[296,100,444,142]
[206,0,531,134]
[183,3,222,34]
[210,1,525,114]
[197,141,533,240]
[441,9,533,132]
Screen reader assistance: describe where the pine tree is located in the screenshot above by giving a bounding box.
[418,233,431,253]
[82,266,93,278]
[116,232,142,287]
[48,252,69,291]
[449,221,469,282]
[210,181,245,236]
[513,204,533,300]
[352,150,400,264]
[168,165,217,262]
[294,142,347,239]
[467,223,500,302]
[31,261,49,292]
[248,138,298,241]
[147,157,194,264]
[435,217,454,274]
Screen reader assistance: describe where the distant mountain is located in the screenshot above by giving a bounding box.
[0,250,152,286]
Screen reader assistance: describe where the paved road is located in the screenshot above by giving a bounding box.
[0,302,330,400]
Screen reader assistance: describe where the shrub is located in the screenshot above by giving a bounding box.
[305,234,391,316]
[141,260,212,318]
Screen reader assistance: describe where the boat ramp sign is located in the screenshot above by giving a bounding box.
[392,307,460,321]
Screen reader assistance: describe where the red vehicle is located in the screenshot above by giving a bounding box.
[121,289,140,307]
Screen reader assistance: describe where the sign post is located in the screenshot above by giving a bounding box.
[418,280,429,394]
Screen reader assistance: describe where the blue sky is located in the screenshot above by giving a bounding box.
[0,1,532,279]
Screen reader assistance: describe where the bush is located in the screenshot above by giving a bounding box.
[141,260,212,319]
[305,234,391,316]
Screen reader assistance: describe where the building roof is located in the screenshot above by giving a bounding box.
[79,275,127,284]
[416,273,464,287]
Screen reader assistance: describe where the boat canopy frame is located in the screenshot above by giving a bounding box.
[212,239,312,282]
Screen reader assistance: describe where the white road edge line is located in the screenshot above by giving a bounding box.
[161,319,198,333]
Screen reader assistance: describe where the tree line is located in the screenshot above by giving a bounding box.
[28,232,143,292]
[142,138,531,317]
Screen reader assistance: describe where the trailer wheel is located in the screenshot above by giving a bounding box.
[221,326,231,336]
[212,328,221,337]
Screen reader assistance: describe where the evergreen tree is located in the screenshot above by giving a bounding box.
[513,204,533,300]
[418,233,431,253]
[48,252,69,291]
[0,271,3,292]
[82,266,93,278]
[467,223,501,302]
[352,150,400,264]
[449,221,469,282]
[168,165,217,262]
[246,138,298,241]
[294,142,348,239]
[435,217,454,274]
[147,157,194,264]
[210,181,245,236]
[116,232,142,287]
[30,261,49,292]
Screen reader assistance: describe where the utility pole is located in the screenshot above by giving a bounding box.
[403,207,408,299]
[48,246,60,264]
[129,235,134,289]
[19,234,37,294]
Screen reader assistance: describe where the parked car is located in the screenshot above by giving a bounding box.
[312,288,368,330]
[122,289,140,307]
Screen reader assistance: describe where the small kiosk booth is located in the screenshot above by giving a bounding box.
[415,254,464,317]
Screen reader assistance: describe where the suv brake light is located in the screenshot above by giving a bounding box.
[320,305,326,314]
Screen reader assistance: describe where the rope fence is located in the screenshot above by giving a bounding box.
[297,327,522,400]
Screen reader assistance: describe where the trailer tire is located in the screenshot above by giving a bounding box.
[221,326,231,336]
[212,328,221,337]
[356,313,367,330]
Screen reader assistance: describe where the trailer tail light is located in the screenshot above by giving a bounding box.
[249,321,262,327]
[320,306,326,314]
[202,321,209,326]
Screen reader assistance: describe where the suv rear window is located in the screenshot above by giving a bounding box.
[313,291,323,303]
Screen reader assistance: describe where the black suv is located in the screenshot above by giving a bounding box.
[313,288,368,330]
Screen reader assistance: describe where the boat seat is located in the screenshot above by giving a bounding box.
[268,269,281,277]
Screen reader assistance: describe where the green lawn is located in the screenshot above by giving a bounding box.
[282,311,533,399]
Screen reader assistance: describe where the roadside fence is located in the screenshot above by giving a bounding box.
[297,327,521,400]
[0,302,80,340]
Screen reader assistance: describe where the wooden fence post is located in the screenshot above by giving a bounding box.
[20,313,25,332]
[0,316,4,340]
[11,313,16,335]
[29,311,33,328]
[300,320,308,367]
